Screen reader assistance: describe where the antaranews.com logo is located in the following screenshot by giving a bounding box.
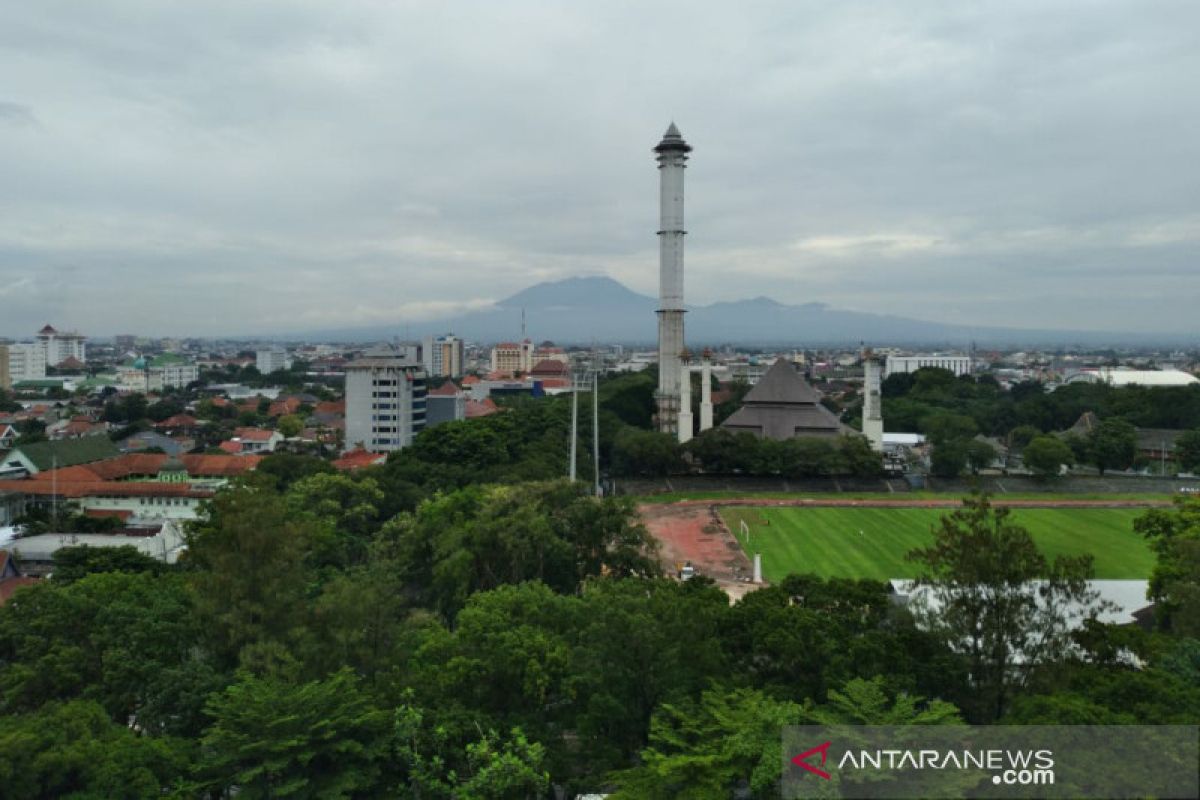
[782,725,1198,799]
[793,740,1055,786]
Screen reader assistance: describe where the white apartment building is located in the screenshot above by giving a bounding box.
[256,348,292,374]
[36,324,86,365]
[117,363,201,392]
[1,343,48,385]
[422,334,465,378]
[885,354,973,378]
[344,355,427,452]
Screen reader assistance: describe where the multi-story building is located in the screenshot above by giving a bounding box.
[885,354,973,378]
[117,356,200,392]
[0,346,9,391]
[490,340,535,375]
[36,324,86,365]
[256,347,291,374]
[422,334,465,378]
[114,335,137,352]
[344,355,427,452]
[3,343,47,384]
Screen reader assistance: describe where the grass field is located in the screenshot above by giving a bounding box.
[721,506,1156,581]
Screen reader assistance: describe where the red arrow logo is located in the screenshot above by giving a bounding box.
[791,741,832,780]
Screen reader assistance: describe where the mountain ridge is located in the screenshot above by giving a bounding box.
[285,276,1191,347]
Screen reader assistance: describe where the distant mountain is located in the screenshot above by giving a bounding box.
[289,276,1188,347]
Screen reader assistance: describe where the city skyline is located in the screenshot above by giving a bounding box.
[2,1,1198,337]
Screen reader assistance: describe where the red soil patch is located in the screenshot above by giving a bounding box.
[638,503,755,596]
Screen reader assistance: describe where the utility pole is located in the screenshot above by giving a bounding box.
[593,368,600,497]
[569,371,578,482]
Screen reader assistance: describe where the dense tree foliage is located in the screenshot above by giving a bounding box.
[1,424,1197,796]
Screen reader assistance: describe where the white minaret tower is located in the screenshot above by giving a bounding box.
[862,349,884,451]
[654,122,691,434]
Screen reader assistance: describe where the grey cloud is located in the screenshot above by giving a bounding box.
[0,0,1197,336]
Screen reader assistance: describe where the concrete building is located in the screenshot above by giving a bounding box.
[885,354,973,378]
[423,334,465,378]
[344,354,427,453]
[862,352,884,451]
[654,122,691,435]
[1,343,47,385]
[490,340,534,375]
[117,355,199,392]
[426,381,467,427]
[256,348,291,374]
[36,324,86,366]
[10,520,188,572]
[0,346,8,391]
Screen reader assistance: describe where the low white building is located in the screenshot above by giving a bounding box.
[11,519,188,572]
[885,354,973,378]
[1065,368,1198,388]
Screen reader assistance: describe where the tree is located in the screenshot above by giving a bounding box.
[965,439,998,474]
[51,544,165,585]
[197,668,391,798]
[611,428,684,477]
[0,700,190,799]
[929,439,967,478]
[1135,496,1200,636]
[1088,418,1137,475]
[277,413,305,438]
[1022,435,1074,480]
[185,480,316,664]
[394,698,551,800]
[1175,429,1200,473]
[907,493,1104,721]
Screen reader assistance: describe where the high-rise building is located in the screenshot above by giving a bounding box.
[344,354,427,452]
[3,343,47,384]
[36,324,86,366]
[0,346,9,391]
[654,123,691,434]
[490,340,534,375]
[422,334,464,378]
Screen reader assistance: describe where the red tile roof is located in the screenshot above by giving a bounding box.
[428,381,461,397]
[219,440,243,454]
[465,398,500,419]
[0,479,214,499]
[0,577,40,605]
[331,448,387,471]
[530,359,569,377]
[461,375,481,385]
[233,427,277,442]
[155,414,200,429]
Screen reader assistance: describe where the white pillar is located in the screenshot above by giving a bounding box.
[753,552,762,584]
[677,364,693,444]
[654,123,691,434]
[699,356,713,431]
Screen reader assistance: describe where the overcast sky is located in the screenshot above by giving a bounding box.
[1,1,1197,338]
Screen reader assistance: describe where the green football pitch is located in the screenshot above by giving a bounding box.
[721,506,1157,582]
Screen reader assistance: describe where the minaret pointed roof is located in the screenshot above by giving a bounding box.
[654,122,692,154]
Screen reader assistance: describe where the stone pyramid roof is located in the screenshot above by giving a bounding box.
[721,359,848,441]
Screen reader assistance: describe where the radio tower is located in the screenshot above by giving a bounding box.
[654,122,691,434]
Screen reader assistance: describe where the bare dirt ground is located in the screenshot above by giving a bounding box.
[638,496,1171,601]
[638,502,758,602]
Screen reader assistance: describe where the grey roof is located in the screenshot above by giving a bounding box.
[720,359,849,441]
[742,359,822,404]
[654,122,692,154]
